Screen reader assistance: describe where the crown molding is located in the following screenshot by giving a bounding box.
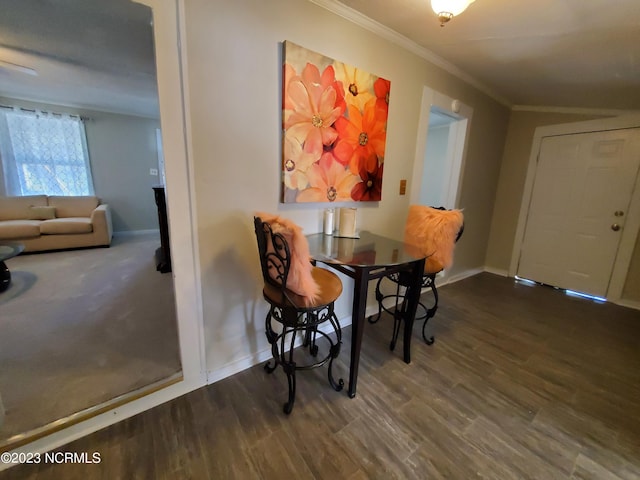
[308,0,511,108]
[512,105,640,117]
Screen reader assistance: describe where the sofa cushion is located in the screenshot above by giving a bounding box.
[47,196,99,218]
[0,195,48,221]
[0,220,41,239]
[28,205,57,220]
[40,218,94,235]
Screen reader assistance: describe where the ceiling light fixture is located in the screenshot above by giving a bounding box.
[431,0,476,27]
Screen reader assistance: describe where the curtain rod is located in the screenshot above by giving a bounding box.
[0,103,92,121]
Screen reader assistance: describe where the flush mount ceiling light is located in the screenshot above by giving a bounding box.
[431,0,476,26]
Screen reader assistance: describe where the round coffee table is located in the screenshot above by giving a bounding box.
[0,243,25,292]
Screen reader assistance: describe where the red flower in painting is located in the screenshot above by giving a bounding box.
[352,158,383,201]
[333,99,387,174]
[284,63,345,157]
[374,77,390,116]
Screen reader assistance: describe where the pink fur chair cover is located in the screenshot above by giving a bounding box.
[256,212,320,305]
[404,205,464,274]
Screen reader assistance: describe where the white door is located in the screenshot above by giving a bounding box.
[517,128,640,297]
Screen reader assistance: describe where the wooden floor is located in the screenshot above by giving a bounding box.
[3,273,640,479]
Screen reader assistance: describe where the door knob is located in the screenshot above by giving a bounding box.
[611,223,621,231]
[614,211,624,217]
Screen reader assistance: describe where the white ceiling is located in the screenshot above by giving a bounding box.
[0,0,158,118]
[0,0,638,117]
[331,0,640,111]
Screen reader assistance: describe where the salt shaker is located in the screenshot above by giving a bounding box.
[323,208,334,235]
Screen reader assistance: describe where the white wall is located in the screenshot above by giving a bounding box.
[86,112,161,232]
[180,0,510,380]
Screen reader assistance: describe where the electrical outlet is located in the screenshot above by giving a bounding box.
[399,179,407,195]
[150,168,158,176]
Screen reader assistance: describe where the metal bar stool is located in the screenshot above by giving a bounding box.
[254,215,344,414]
[369,206,464,347]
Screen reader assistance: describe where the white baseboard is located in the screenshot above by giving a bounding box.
[445,267,484,285]
[206,348,273,385]
[483,266,509,277]
[113,229,160,237]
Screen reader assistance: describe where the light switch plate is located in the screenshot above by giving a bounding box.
[150,168,158,176]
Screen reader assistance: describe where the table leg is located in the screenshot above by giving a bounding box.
[402,258,425,364]
[348,267,369,398]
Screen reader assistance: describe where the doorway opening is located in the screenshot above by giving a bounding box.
[418,108,464,207]
[408,88,471,287]
[410,87,472,211]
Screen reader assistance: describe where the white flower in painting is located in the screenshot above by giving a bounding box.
[283,132,320,190]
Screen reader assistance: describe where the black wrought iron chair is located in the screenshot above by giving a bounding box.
[254,215,344,414]
[369,205,464,348]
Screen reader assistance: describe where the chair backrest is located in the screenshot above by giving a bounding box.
[254,214,321,305]
[254,216,292,294]
[432,205,465,243]
[404,205,464,273]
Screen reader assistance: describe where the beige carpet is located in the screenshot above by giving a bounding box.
[0,233,181,442]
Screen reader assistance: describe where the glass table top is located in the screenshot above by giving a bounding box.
[0,243,25,262]
[306,231,426,268]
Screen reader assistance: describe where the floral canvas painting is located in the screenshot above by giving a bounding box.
[281,41,390,203]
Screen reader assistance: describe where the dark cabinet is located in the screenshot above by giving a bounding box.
[153,186,172,273]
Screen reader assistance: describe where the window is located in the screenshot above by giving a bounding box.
[0,107,94,196]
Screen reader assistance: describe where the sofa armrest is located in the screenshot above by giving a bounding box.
[91,204,113,245]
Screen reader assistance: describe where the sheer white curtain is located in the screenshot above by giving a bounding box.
[0,107,94,196]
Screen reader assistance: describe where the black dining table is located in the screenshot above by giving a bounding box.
[306,231,427,398]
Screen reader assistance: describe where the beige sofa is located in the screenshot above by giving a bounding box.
[0,195,112,252]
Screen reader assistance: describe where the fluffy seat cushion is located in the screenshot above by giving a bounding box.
[256,212,320,305]
[263,266,342,309]
[404,205,464,273]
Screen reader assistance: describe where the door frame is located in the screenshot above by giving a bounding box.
[409,87,472,209]
[2,0,207,462]
[509,114,640,303]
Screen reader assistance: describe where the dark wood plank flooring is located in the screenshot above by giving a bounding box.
[2,272,639,479]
